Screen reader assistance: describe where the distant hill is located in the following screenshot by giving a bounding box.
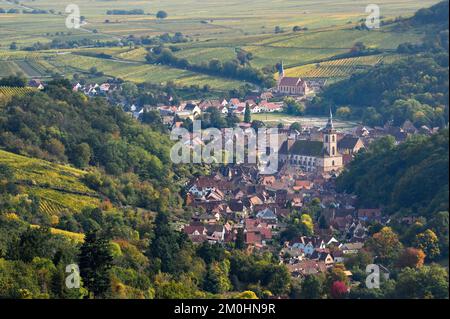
[310,1,449,128]
[410,0,449,27]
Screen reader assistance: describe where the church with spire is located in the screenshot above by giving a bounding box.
[276,61,311,96]
[278,109,343,173]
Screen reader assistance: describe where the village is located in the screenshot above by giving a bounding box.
[179,106,432,282]
[26,74,441,285]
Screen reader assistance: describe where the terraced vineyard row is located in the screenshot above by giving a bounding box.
[0,86,37,99]
[31,225,85,243]
[39,197,71,216]
[284,54,397,79]
[0,51,49,61]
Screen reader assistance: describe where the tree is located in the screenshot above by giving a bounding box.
[156,10,168,19]
[8,227,53,262]
[79,232,113,298]
[414,229,440,260]
[330,281,348,299]
[318,214,329,229]
[426,211,449,255]
[289,122,302,132]
[365,227,403,264]
[72,143,91,168]
[244,104,251,123]
[235,228,245,250]
[250,120,265,130]
[121,82,138,100]
[396,247,426,268]
[395,265,449,299]
[336,106,351,119]
[204,260,232,294]
[266,265,291,295]
[300,214,314,235]
[147,212,183,274]
[344,249,373,270]
[284,97,305,115]
[9,42,17,50]
[154,273,201,299]
[233,290,258,299]
[300,275,323,299]
[326,264,349,289]
[351,41,366,53]
[0,75,26,87]
[236,50,253,66]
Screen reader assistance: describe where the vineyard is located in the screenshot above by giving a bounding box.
[31,225,85,243]
[39,197,72,216]
[283,54,399,79]
[0,86,38,101]
[0,51,48,61]
[0,150,101,213]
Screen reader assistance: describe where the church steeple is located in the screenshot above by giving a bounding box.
[325,107,334,130]
[278,60,285,78]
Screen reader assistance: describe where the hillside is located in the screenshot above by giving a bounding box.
[336,129,449,217]
[310,0,449,127]
[0,148,100,214]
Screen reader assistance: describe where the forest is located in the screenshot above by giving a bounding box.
[337,129,449,217]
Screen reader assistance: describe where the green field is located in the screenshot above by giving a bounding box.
[0,0,440,89]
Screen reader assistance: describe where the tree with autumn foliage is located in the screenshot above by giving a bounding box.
[396,247,426,268]
[325,263,349,294]
[414,229,440,261]
[365,227,403,265]
[330,281,348,299]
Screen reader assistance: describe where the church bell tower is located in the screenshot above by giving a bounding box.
[323,108,337,156]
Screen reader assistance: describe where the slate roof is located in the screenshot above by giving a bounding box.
[290,140,324,157]
[279,77,304,87]
[338,136,360,150]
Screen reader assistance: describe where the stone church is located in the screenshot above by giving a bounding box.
[279,111,343,172]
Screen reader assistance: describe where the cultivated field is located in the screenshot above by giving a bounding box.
[0,0,440,89]
[282,54,403,79]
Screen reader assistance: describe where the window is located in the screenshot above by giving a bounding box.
[325,135,328,143]
[332,146,335,155]
[332,135,335,142]
[332,160,335,166]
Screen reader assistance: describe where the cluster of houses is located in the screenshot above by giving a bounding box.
[179,113,436,280]
[181,151,393,279]
[140,96,285,122]
[27,79,121,97]
[345,120,440,147]
[179,118,397,279]
[72,82,120,96]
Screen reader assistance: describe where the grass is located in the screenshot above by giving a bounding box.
[0,149,100,214]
